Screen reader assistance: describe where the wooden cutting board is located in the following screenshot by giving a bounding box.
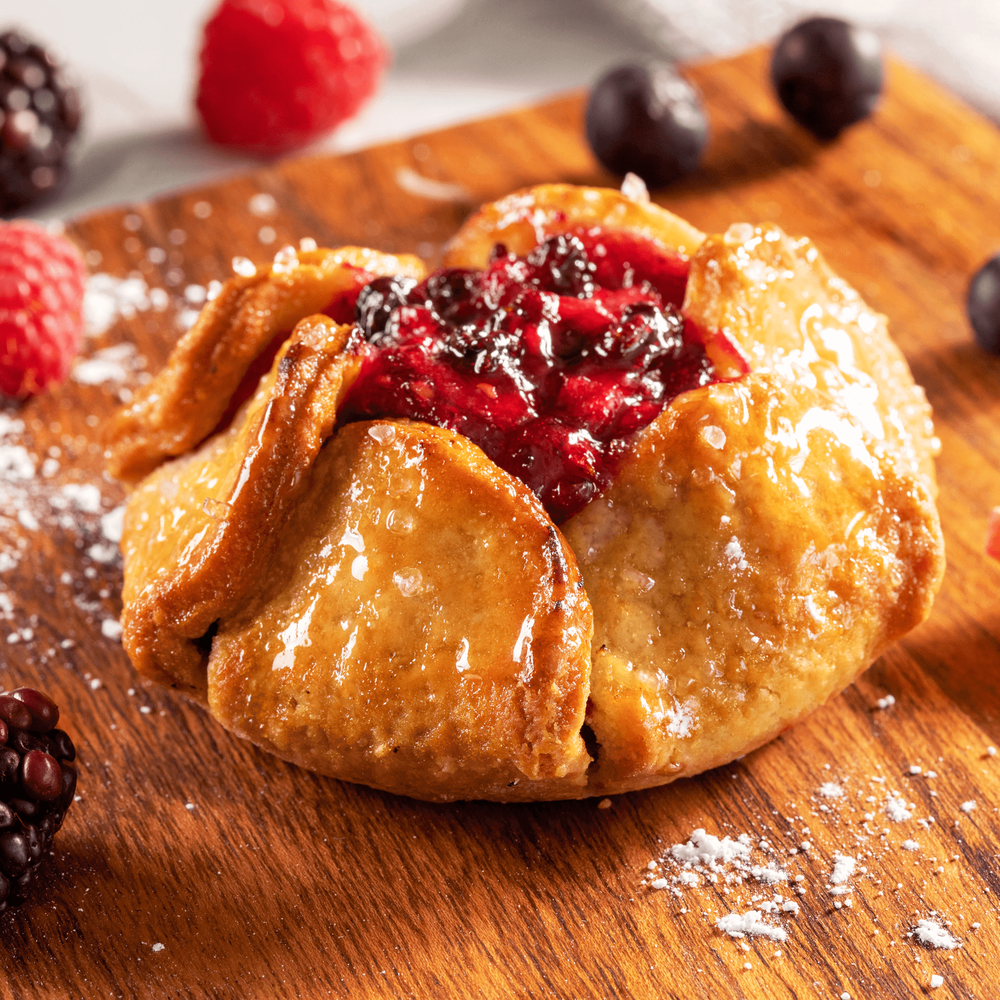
[3,46,1000,999]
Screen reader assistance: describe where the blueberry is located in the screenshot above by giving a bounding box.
[355,275,417,345]
[585,61,708,188]
[968,253,1000,354]
[772,17,883,140]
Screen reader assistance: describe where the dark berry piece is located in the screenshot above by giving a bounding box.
[0,719,6,746]
[57,762,77,816]
[12,868,32,903]
[355,275,418,344]
[21,750,62,801]
[10,688,59,733]
[0,30,82,212]
[586,61,708,188]
[0,830,29,877]
[47,728,75,762]
[425,270,479,322]
[526,235,596,298]
[22,824,43,864]
[968,252,1000,354]
[6,729,40,755]
[9,797,40,821]
[0,747,19,788]
[0,686,75,905]
[0,695,31,730]
[771,17,883,141]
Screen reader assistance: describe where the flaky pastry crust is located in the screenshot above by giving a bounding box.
[109,184,944,801]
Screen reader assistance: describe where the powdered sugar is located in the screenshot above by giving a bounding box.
[670,829,752,868]
[829,854,856,885]
[72,342,147,387]
[885,794,914,822]
[716,910,788,942]
[912,918,961,950]
[84,273,164,337]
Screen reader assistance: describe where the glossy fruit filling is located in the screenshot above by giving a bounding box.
[339,229,716,523]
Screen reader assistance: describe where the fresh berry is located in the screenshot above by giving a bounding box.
[968,252,1000,354]
[585,62,708,189]
[987,507,1000,561]
[197,0,388,154]
[0,221,86,398]
[771,17,883,141]
[341,230,715,522]
[0,687,76,911]
[0,30,82,213]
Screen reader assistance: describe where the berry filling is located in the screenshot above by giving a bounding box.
[340,230,716,522]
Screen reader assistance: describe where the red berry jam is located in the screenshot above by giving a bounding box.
[340,230,716,522]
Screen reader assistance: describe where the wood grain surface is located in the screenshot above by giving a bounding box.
[2,46,1000,999]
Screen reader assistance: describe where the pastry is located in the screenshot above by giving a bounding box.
[107,183,945,801]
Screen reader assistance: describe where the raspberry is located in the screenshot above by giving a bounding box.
[0,221,86,399]
[0,30,82,212]
[0,687,77,911]
[196,0,388,154]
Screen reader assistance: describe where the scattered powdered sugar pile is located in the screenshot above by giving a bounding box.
[912,917,962,950]
[643,746,992,986]
[716,909,788,943]
[885,794,915,822]
[829,853,856,895]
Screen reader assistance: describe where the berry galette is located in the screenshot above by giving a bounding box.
[107,183,944,801]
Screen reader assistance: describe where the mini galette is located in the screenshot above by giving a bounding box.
[107,183,944,801]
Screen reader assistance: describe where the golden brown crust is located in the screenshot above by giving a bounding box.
[443,182,704,269]
[120,314,362,700]
[207,419,593,802]
[683,224,939,485]
[563,372,943,793]
[106,247,426,486]
[113,183,945,801]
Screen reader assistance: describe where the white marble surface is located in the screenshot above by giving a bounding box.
[1,0,996,222]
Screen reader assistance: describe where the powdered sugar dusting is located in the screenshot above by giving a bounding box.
[912,918,961,950]
[670,829,752,868]
[72,342,147,387]
[716,910,788,942]
[84,273,164,336]
[0,407,123,650]
[885,794,914,822]
[830,854,856,884]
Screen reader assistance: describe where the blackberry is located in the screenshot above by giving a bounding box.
[0,30,82,213]
[0,687,76,911]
